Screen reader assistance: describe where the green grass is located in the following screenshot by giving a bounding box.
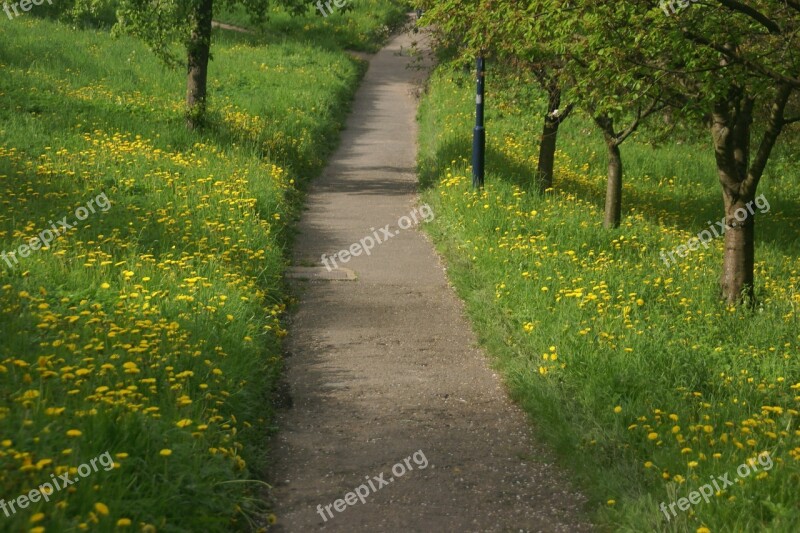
[418,64,800,532]
[0,5,399,530]
[216,0,411,52]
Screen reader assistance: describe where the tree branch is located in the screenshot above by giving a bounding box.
[555,103,575,125]
[716,0,781,34]
[683,30,800,89]
[746,83,794,192]
[616,98,663,145]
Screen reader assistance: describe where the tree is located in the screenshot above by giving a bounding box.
[592,101,662,228]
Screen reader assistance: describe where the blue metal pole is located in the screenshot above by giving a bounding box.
[472,56,486,189]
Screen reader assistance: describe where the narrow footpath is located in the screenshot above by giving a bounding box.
[268,27,593,532]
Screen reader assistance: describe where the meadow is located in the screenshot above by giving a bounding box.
[417,65,800,532]
[0,4,402,530]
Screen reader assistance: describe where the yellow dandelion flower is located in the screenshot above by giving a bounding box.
[94,502,109,515]
[159,449,172,457]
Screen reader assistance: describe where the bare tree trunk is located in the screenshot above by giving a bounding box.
[186,0,213,130]
[595,116,623,228]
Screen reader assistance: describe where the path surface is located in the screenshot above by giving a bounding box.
[268,28,593,532]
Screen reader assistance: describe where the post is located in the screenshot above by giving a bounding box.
[472,56,485,188]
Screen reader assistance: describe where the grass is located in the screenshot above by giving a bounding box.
[216,0,411,53]
[417,64,800,532]
[0,4,401,531]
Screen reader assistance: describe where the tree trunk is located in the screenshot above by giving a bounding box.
[186,0,213,131]
[711,84,791,303]
[536,88,562,194]
[537,118,559,194]
[603,141,623,229]
[595,116,622,228]
[720,196,755,302]
[711,92,756,302]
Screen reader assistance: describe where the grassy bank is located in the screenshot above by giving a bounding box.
[418,65,800,532]
[0,5,398,530]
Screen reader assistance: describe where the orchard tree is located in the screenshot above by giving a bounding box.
[590,102,664,228]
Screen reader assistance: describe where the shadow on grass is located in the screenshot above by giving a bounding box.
[418,135,535,191]
[421,133,800,257]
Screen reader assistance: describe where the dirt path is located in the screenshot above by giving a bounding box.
[268,27,593,533]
